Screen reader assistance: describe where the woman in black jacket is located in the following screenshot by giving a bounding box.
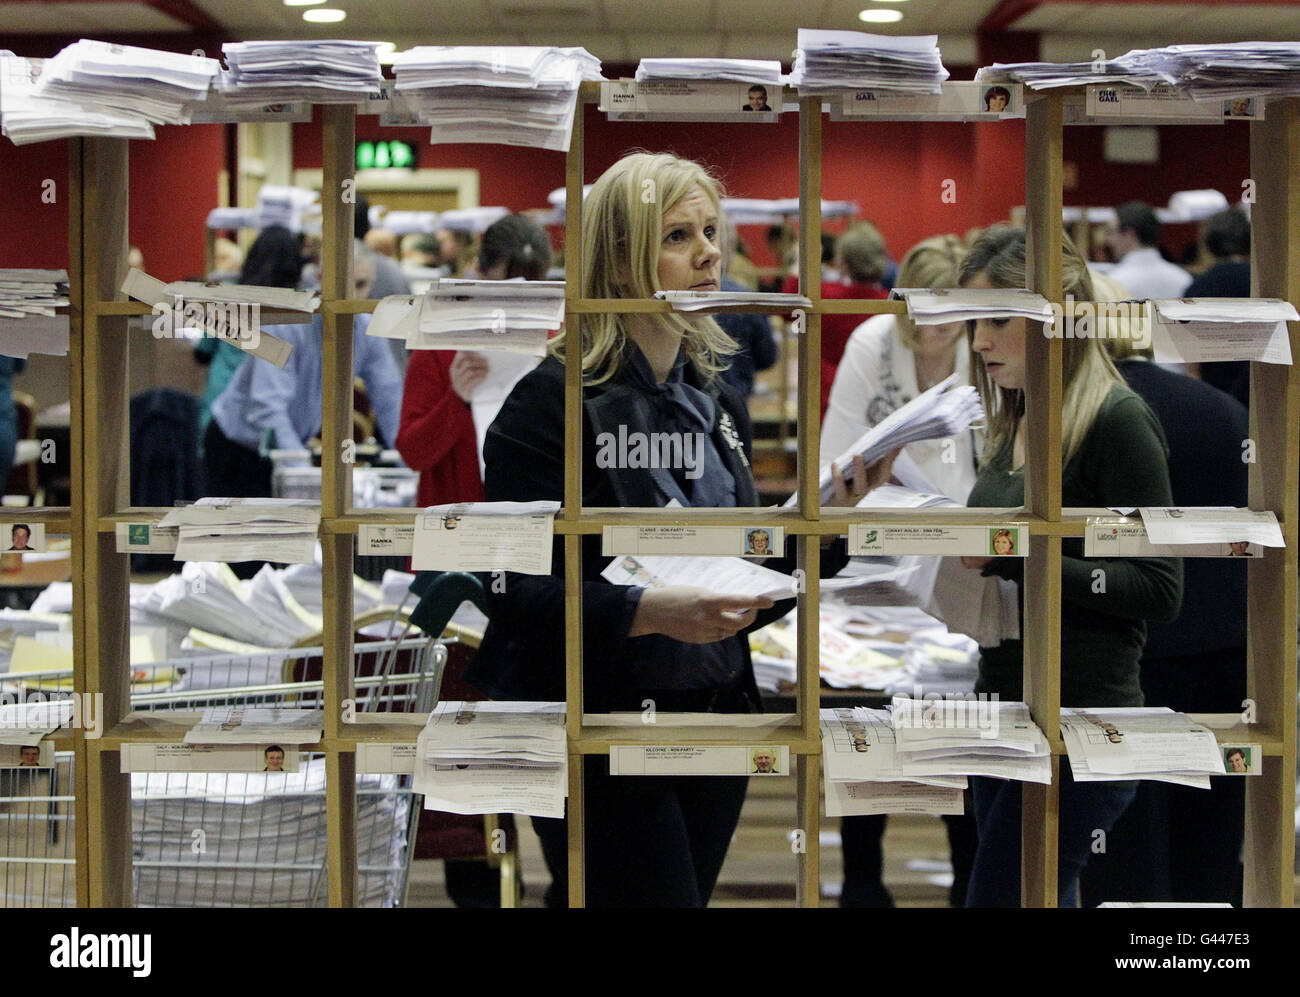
[468,152,880,906]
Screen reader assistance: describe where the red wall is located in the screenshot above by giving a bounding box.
[3,100,1252,279]
[0,123,228,282]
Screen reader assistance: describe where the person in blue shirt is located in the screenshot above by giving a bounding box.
[205,259,403,501]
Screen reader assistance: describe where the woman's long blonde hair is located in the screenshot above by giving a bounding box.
[551,151,736,384]
[959,225,1126,466]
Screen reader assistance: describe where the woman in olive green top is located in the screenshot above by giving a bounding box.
[957,226,1182,907]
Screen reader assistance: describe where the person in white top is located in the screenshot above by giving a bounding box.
[1102,201,1193,300]
[822,234,978,502]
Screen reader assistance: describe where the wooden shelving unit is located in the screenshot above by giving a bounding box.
[50,80,1297,907]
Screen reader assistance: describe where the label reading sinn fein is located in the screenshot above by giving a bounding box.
[848,523,1028,557]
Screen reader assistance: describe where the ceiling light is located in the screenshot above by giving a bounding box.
[377,42,397,64]
[303,8,346,22]
[859,9,904,22]
[284,0,325,6]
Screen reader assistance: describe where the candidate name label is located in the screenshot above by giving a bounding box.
[609,744,790,776]
[600,80,780,121]
[1086,84,1264,120]
[358,523,415,556]
[115,522,178,553]
[1084,519,1260,557]
[120,742,301,773]
[836,81,1024,120]
[355,742,417,774]
[848,523,1027,557]
[601,525,784,558]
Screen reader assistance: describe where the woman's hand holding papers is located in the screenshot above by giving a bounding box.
[826,448,902,507]
[629,587,776,644]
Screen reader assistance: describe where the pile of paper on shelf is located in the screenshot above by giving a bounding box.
[1060,707,1226,789]
[368,278,563,354]
[1,52,156,143]
[0,268,71,357]
[391,46,604,151]
[978,41,1300,98]
[889,697,1052,784]
[414,701,567,818]
[790,29,948,95]
[217,40,384,105]
[635,58,782,84]
[132,760,408,907]
[820,707,966,816]
[158,497,321,565]
[183,706,325,745]
[34,40,218,126]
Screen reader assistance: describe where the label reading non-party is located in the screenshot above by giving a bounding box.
[1084,518,1260,558]
[849,523,1027,557]
[600,80,780,121]
[119,742,301,773]
[115,521,178,553]
[358,523,415,556]
[601,525,784,558]
[608,744,790,776]
[411,501,557,575]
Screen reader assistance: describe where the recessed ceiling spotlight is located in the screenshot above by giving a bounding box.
[859,9,904,22]
[303,8,346,22]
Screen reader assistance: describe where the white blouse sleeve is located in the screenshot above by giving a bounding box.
[820,314,895,465]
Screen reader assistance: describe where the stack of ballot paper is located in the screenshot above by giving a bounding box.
[1127,41,1300,98]
[414,701,567,818]
[183,706,324,745]
[35,40,218,126]
[821,708,966,816]
[899,627,979,696]
[889,697,1053,783]
[975,57,1156,91]
[368,278,563,354]
[891,287,1055,324]
[635,58,782,84]
[655,289,812,312]
[159,498,321,565]
[1,51,157,143]
[378,206,509,236]
[803,373,984,504]
[1148,298,1297,366]
[132,760,407,907]
[1060,708,1225,788]
[391,46,603,151]
[603,553,803,602]
[0,269,70,358]
[790,29,949,95]
[217,40,384,105]
[720,197,858,224]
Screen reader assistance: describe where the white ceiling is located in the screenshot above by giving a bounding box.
[3,0,1300,65]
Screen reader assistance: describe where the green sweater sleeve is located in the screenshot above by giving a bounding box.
[983,389,1183,623]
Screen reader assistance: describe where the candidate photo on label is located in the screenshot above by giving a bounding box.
[983,86,1011,113]
[751,747,779,774]
[1223,745,1250,774]
[744,527,773,556]
[989,527,1016,556]
[742,85,771,111]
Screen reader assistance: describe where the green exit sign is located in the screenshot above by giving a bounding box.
[357,140,416,170]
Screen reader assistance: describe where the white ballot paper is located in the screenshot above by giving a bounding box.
[890,287,1055,325]
[182,706,324,745]
[889,698,1053,784]
[0,699,75,745]
[414,701,567,818]
[1138,507,1284,547]
[654,290,812,312]
[820,708,966,787]
[798,373,984,504]
[411,500,558,574]
[825,778,965,817]
[1148,298,1296,365]
[469,351,543,478]
[602,553,800,601]
[1060,707,1224,788]
[159,497,321,563]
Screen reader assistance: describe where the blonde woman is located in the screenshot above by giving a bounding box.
[822,235,976,501]
[468,152,877,907]
[957,225,1182,907]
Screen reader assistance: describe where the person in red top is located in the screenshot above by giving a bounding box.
[395,215,553,508]
[781,222,890,418]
